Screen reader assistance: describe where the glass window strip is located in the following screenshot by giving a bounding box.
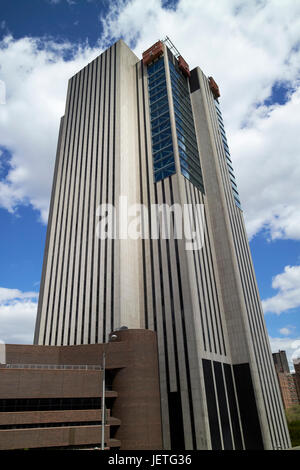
[230,178,238,188]
[170,79,190,99]
[220,128,227,140]
[151,113,171,131]
[169,65,189,88]
[174,115,199,144]
[148,69,166,82]
[227,162,235,173]
[149,87,168,102]
[153,150,174,164]
[148,66,165,80]
[173,101,196,129]
[150,106,170,120]
[150,109,170,125]
[174,97,195,120]
[147,56,176,183]
[169,76,190,99]
[174,110,196,136]
[168,59,204,192]
[150,93,169,109]
[225,153,232,161]
[178,142,201,164]
[179,156,203,182]
[171,81,190,101]
[228,169,236,181]
[181,168,204,192]
[152,139,173,154]
[154,162,176,176]
[222,136,228,147]
[177,130,200,156]
[154,156,175,170]
[215,101,242,208]
[150,94,169,110]
[178,148,202,173]
[150,99,170,116]
[171,86,193,111]
[178,146,202,173]
[148,61,165,75]
[152,127,172,142]
[232,186,240,196]
[148,76,167,92]
[176,125,198,150]
[174,111,199,150]
[152,122,171,137]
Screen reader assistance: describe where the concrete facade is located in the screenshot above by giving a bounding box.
[190,67,290,450]
[34,39,290,450]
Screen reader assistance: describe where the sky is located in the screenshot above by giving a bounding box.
[0,0,300,370]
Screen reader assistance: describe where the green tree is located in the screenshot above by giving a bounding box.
[286,405,300,447]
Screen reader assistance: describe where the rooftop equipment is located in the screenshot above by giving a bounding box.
[142,40,164,65]
[143,37,191,78]
[208,76,220,99]
[178,55,190,78]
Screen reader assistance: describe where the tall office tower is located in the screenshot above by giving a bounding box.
[34,38,290,450]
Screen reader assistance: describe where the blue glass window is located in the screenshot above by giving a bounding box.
[147,55,204,191]
[147,57,176,183]
[169,60,204,193]
[215,102,242,209]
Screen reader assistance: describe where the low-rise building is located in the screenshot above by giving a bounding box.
[0,329,162,450]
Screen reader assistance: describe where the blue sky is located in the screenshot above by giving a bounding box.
[0,0,300,369]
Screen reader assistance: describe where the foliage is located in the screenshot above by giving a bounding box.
[286,405,300,448]
[286,405,300,423]
[287,421,300,448]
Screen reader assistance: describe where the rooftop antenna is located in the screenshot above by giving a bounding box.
[162,36,181,59]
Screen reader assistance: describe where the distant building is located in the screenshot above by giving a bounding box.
[277,373,299,409]
[293,358,300,403]
[273,350,290,374]
[272,351,300,409]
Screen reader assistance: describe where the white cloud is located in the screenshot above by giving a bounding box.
[0,287,38,303]
[279,326,295,336]
[269,336,300,372]
[262,265,300,315]
[48,0,76,4]
[0,287,38,344]
[0,35,101,222]
[0,0,300,239]
[231,90,300,239]
[101,0,300,241]
[0,79,5,105]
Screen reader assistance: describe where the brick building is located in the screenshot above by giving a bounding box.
[0,329,162,450]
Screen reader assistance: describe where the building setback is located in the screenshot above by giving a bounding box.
[34,38,291,450]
